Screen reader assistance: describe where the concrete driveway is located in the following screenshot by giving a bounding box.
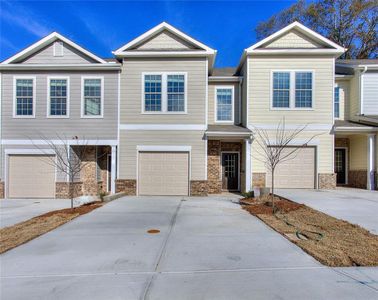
[0,199,71,228]
[276,188,378,234]
[1,196,377,299]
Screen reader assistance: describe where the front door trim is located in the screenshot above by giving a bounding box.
[221,151,240,191]
[335,147,348,185]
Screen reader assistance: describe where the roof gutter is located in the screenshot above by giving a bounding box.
[0,64,122,71]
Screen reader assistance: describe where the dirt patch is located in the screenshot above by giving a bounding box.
[0,202,103,254]
[242,195,378,267]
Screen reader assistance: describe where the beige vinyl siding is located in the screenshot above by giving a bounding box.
[362,72,378,114]
[136,31,195,50]
[240,63,248,127]
[21,42,97,64]
[120,57,207,124]
[248,56,334,125]
[208,82,240,125]
[349,135,367,170]
[264,30,322,49]
[335,79,350,120]
[119,130,206,180]
[1,71,118,140]
[251,131,333,174]
[349,73,360,120]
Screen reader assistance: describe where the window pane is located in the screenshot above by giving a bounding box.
[272,72,290,108]
[167,74,185,112]
[84,79,101,116]
[50,79,67,116]
[144,75,162,111]
[334,87,340,118]
[295,72,312,108]
[16,79,33,116]
[216,88,233,121]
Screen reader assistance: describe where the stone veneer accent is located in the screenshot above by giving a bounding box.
[55,182,83,199]
[252,173,266,188]
[318,173,336,189]
[190,180,208,196]
[348,170,367,189]
[207,140,243,194]
[0,181,4,199]
[80,146,98,196]
[116,179,136,195]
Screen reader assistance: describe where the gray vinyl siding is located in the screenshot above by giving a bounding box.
[1,70,118,140]
[136,31,196,50]
[120,57,207,124]
[119,130,206,180]
[21,42,97,64]
[362,72,378,114]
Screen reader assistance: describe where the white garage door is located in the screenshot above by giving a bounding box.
[138,152,189,196]
[8,155,56,198]
[266,147,316,189]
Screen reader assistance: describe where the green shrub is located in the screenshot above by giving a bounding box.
[242,190,254,198]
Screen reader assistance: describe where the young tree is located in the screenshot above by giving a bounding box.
[251,119,321,213]
[33,135,90,209]
[255,0,378,59]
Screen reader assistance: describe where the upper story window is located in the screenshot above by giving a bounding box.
[48,78,69,117]
[215,87,234,122]
[143,73,187,114]
[14,77,35,118]
[334,86,340,118]
[81,77,103,118]
[272,71,313,109]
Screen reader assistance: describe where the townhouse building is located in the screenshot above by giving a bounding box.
[0,21,377,199]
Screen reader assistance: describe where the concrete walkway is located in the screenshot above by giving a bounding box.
[1,196,377,299]
[276,188,378,234]
[0,199,72,228]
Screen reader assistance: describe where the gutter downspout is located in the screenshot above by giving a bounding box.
[359,66,368,115]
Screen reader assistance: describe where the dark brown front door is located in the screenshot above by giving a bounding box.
[335,149,346,184]
[222,153,239,191]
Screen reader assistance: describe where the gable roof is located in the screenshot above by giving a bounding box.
[113,22,216,55]
[2,32,107,64]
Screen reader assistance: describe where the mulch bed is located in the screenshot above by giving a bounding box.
[0,202,103,254]
[241,195,378,267]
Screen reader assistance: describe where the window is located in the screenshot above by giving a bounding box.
[215,87,234,122]
[167,75,185,112]
[295,72,312,108]
[49,78,68,117]
[143,73,186,113]
[272,72,290,108]
[144,75,162,112]
[82,77,103,117]
[334,86,340,118]
[272,71,313,109]
[14,78,34,117]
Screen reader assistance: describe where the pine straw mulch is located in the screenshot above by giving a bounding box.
[241,195,378,267]
[0,202,103,254]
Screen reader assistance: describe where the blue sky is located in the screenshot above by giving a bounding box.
[0,0,295,67]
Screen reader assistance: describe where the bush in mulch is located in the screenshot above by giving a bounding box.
[0,202,103,254]
[241,195,378,267]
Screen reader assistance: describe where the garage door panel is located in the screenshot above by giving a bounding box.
[267,147,315,189]
[8,155,56,198]
[139,152,189,196]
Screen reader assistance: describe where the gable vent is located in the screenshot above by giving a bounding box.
[53,41,64,57]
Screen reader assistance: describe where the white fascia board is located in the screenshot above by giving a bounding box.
[205,131,252,136]
[120,124,206,130]
[0,64,121,71]
[208,76,242,82]
[113,22,216,55]
[2,32,107,64]
[1,139,119,146]
[333,127,378,133]
[136,145,192,152]
[114,51,214,58]
[246,21,345,53]
[247,49,345,56]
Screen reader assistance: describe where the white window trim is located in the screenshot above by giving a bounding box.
[47,76,70,118]
[270,70,315,111]
[141,72,188,114]
[81,76,104,118]
[13,76,36,118]
[214,85,235,123]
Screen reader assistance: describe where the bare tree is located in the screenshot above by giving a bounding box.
[32,135,91,209]
[251,119,321,213]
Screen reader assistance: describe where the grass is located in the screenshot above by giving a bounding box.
[241,195,378,267]
[0,202,103,254]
